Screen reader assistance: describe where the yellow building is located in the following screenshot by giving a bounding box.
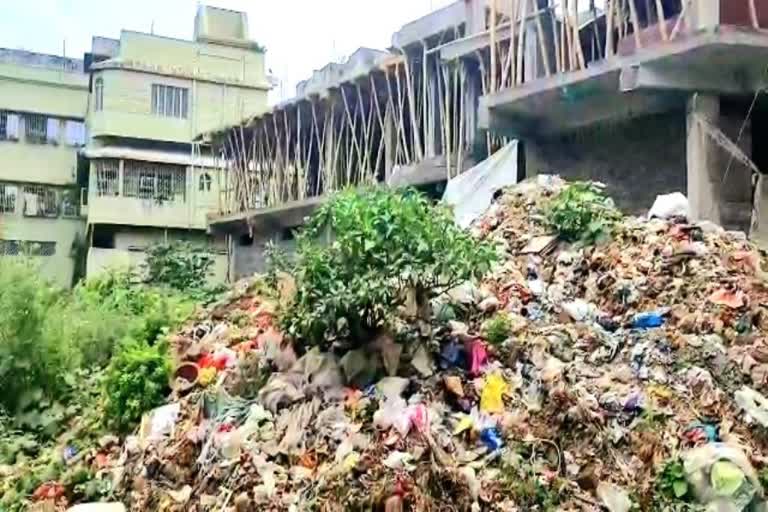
[83,6,270,281]
[0,49,89,287]
[0,5,270,287]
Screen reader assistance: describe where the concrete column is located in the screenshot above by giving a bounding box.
[465,0,486,36]
[686,94,754,231]
[686,94,722,224]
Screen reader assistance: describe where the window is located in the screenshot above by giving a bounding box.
[199,173,212,192]
[23,186,58,217]
[94,77,104,112]
[124,161,186,203]
[0,240,56,257]
[151,84,189,119]
[0,112,19,141]
[0,183,17,214]
[95,160,120,196]
[65,121,85,146]
[25,114,47,144]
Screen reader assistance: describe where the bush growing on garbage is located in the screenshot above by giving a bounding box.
[544,181,621,244]
[482,312,514,345]
[103,340,173,432]
[280,187,497,345]
[657,458,691,501]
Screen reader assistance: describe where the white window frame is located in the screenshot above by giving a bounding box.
[151,84,189,119]
[94,77,104,112]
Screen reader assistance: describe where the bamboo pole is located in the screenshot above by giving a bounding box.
[515,0,528,84]
[605,0,614,57]
[402,52,424,160]
[670,0,691,40]
[654,0,668,40]
[490,0,498,92]
[534,0,552,76]
[749,0,760,29]
[627,0,643,49]
[572,0,586,69]
[551,0,562,73]
[507,0,518,85]
[563,0,574,70]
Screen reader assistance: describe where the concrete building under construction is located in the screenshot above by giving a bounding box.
[202,0,768,279]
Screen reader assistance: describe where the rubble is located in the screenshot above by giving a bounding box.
[30,177,768,511]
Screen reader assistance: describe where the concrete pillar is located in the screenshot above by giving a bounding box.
[465,0,486,36]
[687,94,722,224]
[686,94,754,231]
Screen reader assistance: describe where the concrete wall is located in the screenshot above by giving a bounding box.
[87,246,228,284]
[2,215,85,288]
[232,234,297,280]
[525,111,687,214]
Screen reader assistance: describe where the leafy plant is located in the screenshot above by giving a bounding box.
[103,340,172,432]
[142,241,216,292]
[657,458,690,501]
[280,187,496,347]
[544,182,621,244]
[483,312,514,345]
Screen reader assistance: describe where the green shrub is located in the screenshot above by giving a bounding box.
[0,260,75,411]
[483,312,513,345]
[142,241,216,292]
[103,341,172,432]
[280,187,496,347]
[544,182,621,244]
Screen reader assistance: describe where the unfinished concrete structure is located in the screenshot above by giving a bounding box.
[207,0,768,279]
[475,0,768,233]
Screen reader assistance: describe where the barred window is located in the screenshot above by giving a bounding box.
[0,111,6,140]
[151,84,189,119]
[0,240,56,257]
[124,161,186,203]
[95,160,119,196]
[25,114,48,144]
[23,186,58,217]
[199,173,212,192]
[61,191,79,217]
[0,183,17,214]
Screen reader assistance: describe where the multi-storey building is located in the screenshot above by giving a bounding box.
[0,49,89,287]
[0,5,270,286]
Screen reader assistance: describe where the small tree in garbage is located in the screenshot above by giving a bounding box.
[279,187,496,347]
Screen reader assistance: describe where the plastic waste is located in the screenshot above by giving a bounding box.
[648,192,690,220]
[411,344,435,377]
[597,482,632,512]
[632,312,665,329]
[683,443,764,509]
[440,341,463,369]
[709,288,746,309]
[377,377,410,400]
[684,422,719,444]
[480,427,503,451]
[734,387,768,427]
[407,403,429,434]
[444,376,465,397]
[198,366,217,387]
[467,339,488,377]
[480,372,507,414]
[139,402,181,445]
[562,300,597,323]
[373,398,411,437]
[383,451,416,471]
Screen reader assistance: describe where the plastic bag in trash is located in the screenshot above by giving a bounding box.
[480,372,507,414]
[734,387,768,427]
[648,192,689,220]
[682,443,765,510]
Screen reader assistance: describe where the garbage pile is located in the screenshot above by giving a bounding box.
[73,178,768,511]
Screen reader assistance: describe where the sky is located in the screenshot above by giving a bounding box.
[0,0,455,104]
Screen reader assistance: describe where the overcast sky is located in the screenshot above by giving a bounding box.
[0,0,454,103]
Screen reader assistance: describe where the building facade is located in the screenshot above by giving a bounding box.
[0,49,89,287]
[0,6,270,287]
[83,6,270,281]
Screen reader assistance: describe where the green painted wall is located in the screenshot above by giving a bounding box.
[88,31,269,143]
[0,63,88,118]
[1,215,85,288]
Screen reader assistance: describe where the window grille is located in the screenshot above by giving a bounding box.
[151,84,189,119]
[61,191,79,217]
[0,183,17,214]
[124,161,186,203]
[25,114,48,144]
[95,160,119,196]
[94,77,104,112]
[199,173,212,192]
[0,111,6,140]
[0,240,56,257]
[23,186,58,217]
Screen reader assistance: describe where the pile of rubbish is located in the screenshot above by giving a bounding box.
[41,177,768,511]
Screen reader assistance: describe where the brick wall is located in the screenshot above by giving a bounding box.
[524,111,688,214]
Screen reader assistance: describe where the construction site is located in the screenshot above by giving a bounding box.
[4,1,768,511]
